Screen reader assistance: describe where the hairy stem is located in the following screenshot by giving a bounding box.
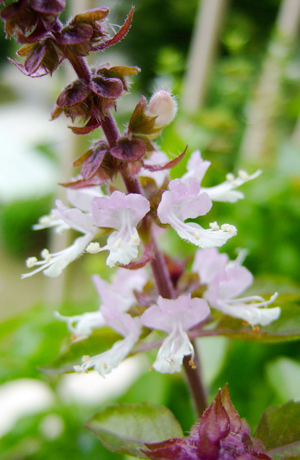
[101,114,120,147]
[65,52,91,83]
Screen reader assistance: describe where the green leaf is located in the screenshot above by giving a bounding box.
[197,302,300,343]
[255,400,300,460]
[86,402,183,458]
[41,329,120,374]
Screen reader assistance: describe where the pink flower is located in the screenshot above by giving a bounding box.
[182,150,261,203]
[157,178,237,249]
[55,267,148,340]
[23,200,99,278]
[141,294,210,373]
[89,191,150,267]
[193,248,280,326]
[74,307,142,376]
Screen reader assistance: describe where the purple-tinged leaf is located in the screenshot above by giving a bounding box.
[56,81,90,107]
[143,438,196,460]
[108,65,141,77]
[73,7,109,24]
[73,141,108,167]
[197,391,230,460]
[31,0,66,14]
[0,0,26,20]
[96,65,140,91]
[94,7,134,51]
[89,76,123,99]
[16,18,49,43]
[81,148,107,180]
[24,43,49,74]
[110,138,146,162]
[128,96,157,135]
[143,147,187,172]
[86,402,183,458]
[8,58,48,77]
[50,104,63,119]
[220,384,243,434]
[57,23,93,45]
[61,171,110,189]
[69,121,101,135]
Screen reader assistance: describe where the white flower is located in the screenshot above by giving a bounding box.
[66,185,103,212]
[90,191,150,267]
[22,200,99,278]
[55,311,105,341]
[141,295,210,373]
[55,267,148,340]
[74,307,142,376]
[181,150,261,203]
[193,248,280,327]
[157,178,236,249]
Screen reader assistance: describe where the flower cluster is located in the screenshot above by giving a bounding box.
[2,1,280,380]
[21,136,279,376]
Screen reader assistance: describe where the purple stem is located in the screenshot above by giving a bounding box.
[183,346,208,416]
[65,53,91,84]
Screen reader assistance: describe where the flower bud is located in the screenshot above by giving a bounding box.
[148,90,177,127]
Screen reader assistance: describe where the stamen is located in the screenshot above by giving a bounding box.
[226,173,235,182]
[238,170,250,181]
[86,242,100,254]
[82,355,91,363]
[114,238,122,249]
[194,230,200,240]
[102,362,108,370]
[39,215,52,225]
[131,234,140,244]
[26,257,37,268]
[41,248,51,263]
[189,359,196,369]
[209,221,220,231]
[221,224,237,236]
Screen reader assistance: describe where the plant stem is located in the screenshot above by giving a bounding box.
[183,345,208,417]
[100,110,208,416]
[101,114,120,147]
[65,53,91,83]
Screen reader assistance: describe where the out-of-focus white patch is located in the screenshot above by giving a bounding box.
[0,104,66,203]
[266,357,300,401]
[39,414,65,440]
[0,379,55,437]
[58,355,148,405]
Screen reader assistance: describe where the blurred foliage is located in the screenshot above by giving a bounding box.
[0,196,52,257]
[114,0,280,94]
